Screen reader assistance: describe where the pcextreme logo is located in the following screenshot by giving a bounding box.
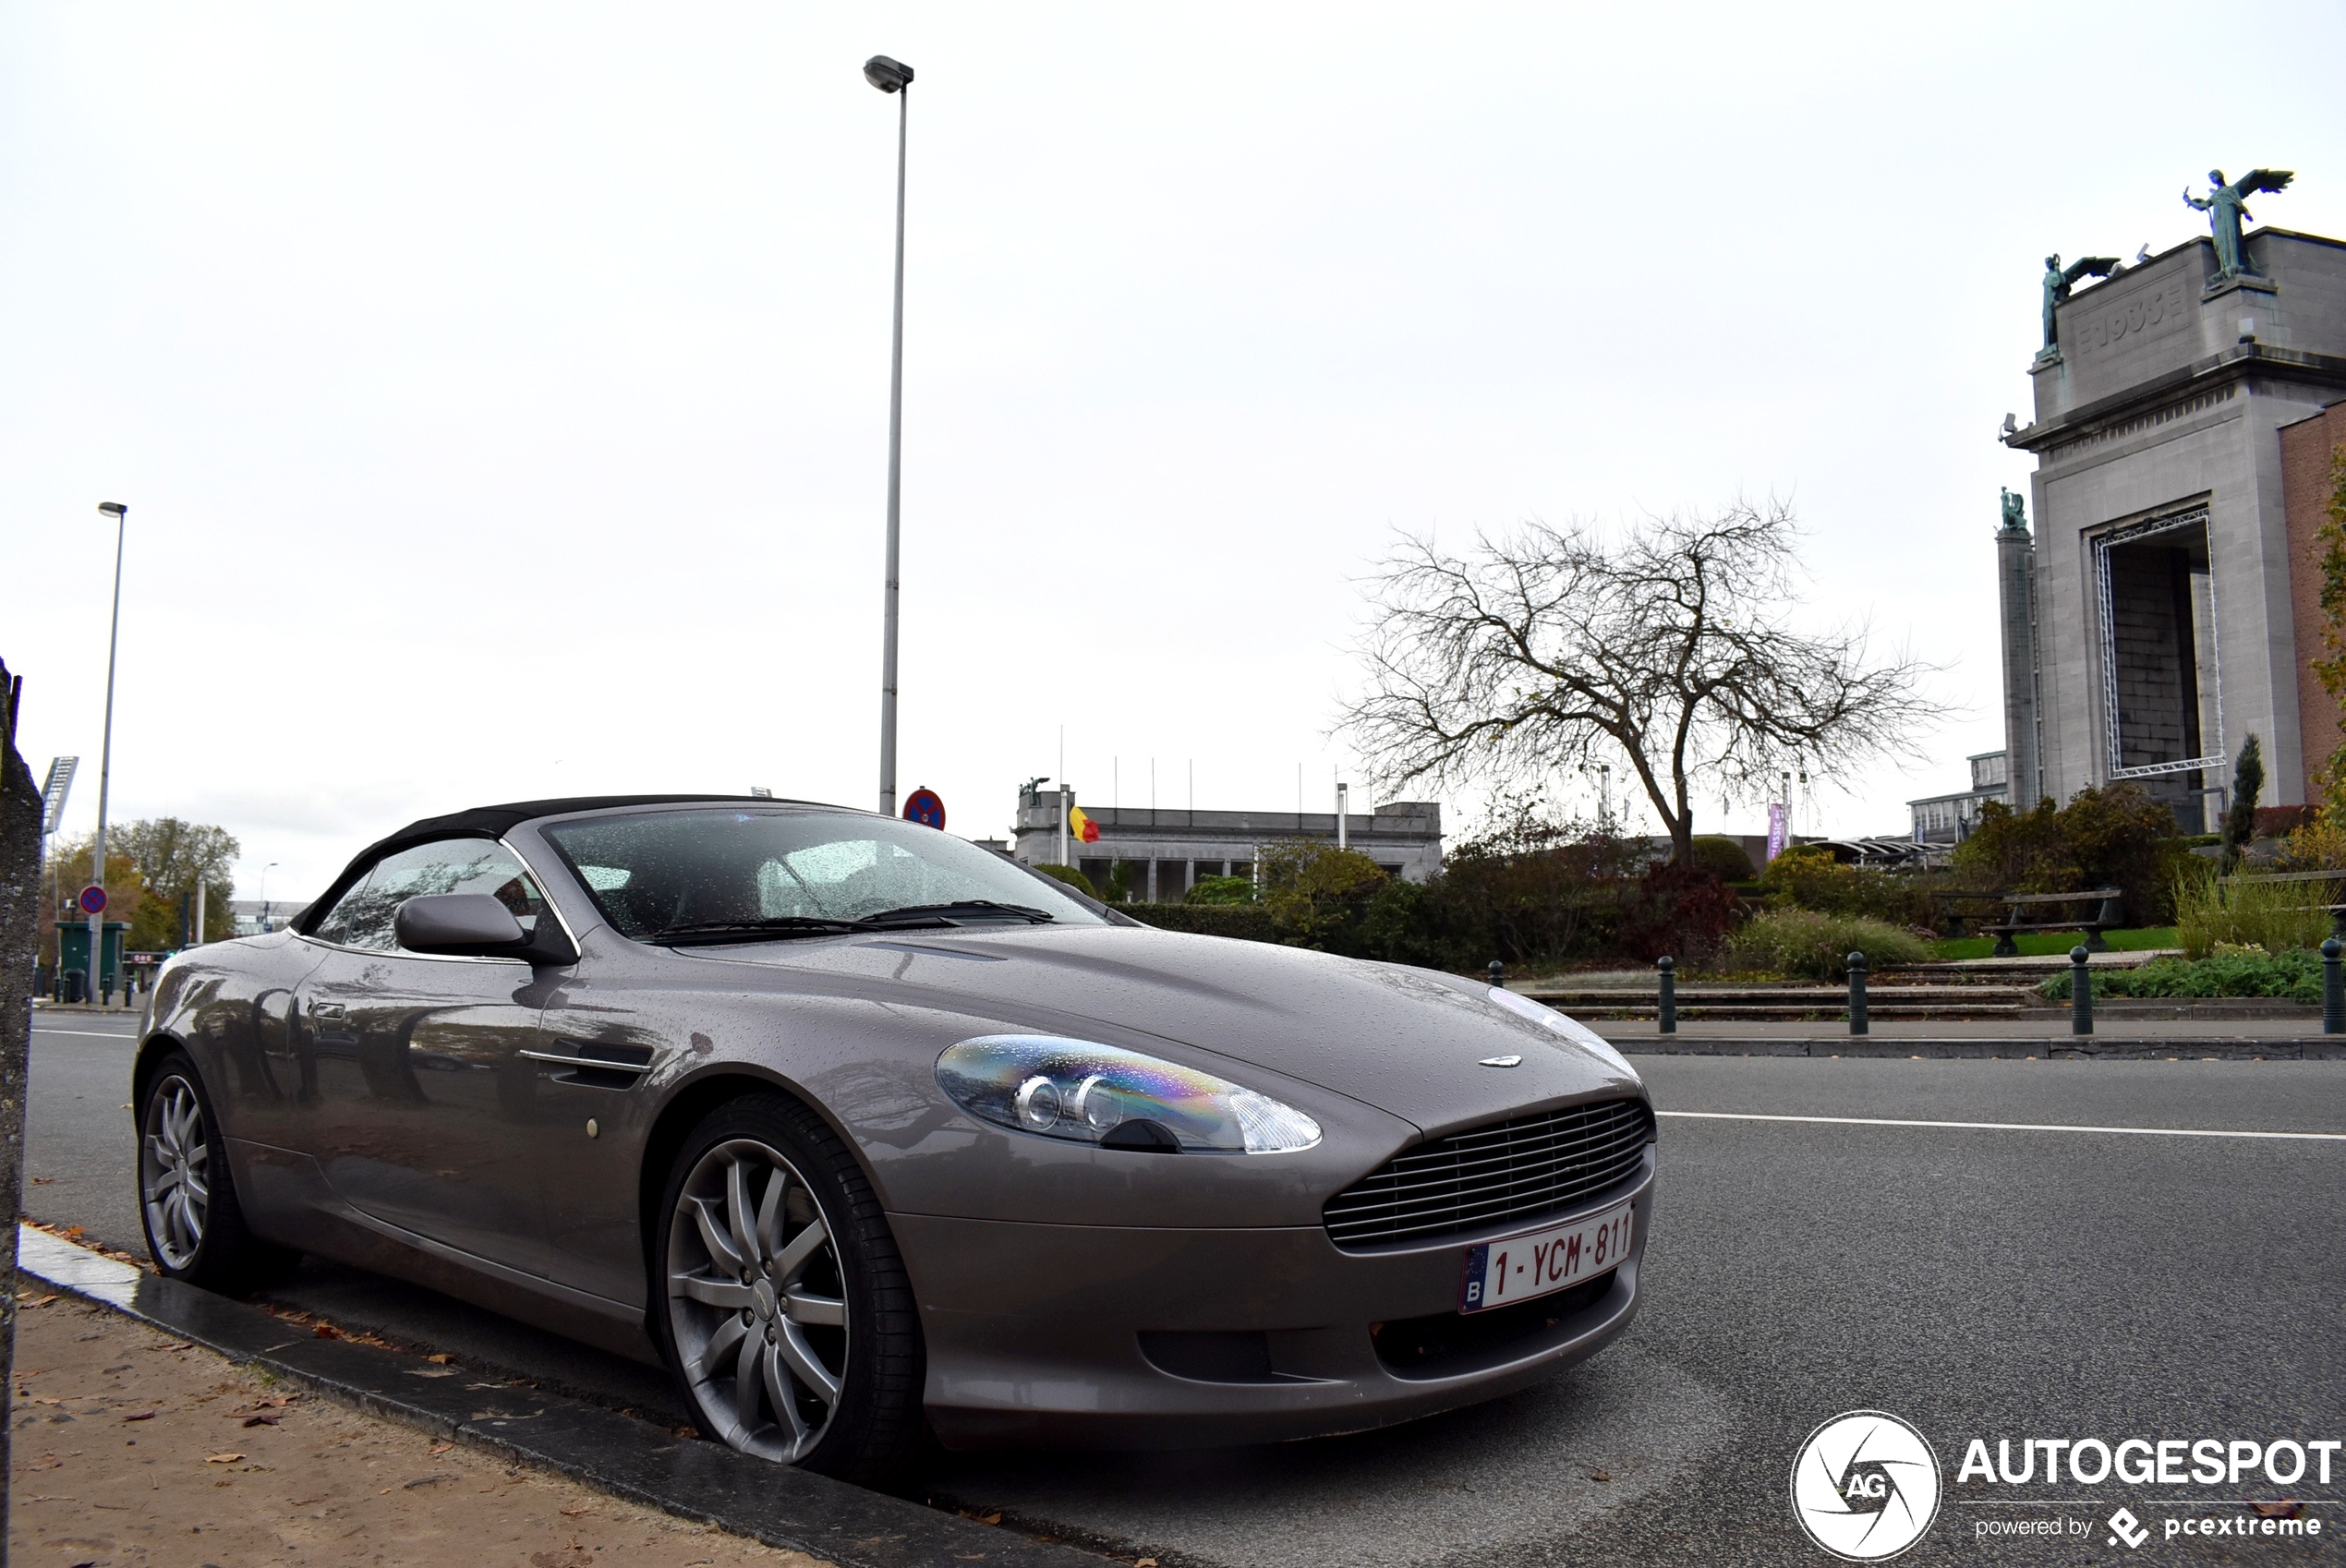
[1790,1410,1944,1562]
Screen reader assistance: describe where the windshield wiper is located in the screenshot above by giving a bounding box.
[643,901,1049,947]
[642,916,905,946]
[859,900,1057,925]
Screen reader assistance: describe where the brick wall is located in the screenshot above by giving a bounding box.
[2283,404,2346,802]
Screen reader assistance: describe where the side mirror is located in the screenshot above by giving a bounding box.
[394,893,581,966]
[395,894,528,956]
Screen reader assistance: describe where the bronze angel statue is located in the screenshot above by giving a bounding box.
[2040,253,2118,353]
[2184,168,2292,280]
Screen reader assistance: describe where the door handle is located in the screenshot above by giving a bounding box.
[311,1002,346,1020]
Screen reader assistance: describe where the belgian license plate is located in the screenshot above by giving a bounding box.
[1459,1200,1633,1314]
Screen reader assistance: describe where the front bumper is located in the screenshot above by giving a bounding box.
[898,1147,1654,1450]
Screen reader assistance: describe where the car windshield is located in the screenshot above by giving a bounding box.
[540,808,1106,941]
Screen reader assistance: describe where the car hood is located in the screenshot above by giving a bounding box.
[689,923,1641,1136]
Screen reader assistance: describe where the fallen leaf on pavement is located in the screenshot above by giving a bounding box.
[560,1505,590,1516]
[429,1442,453,1455]
[243,1413,280,1428]
[122,1411,156,1422]
[314,1324,342,1340]
[29,1453,60,1470]
[426,1353,453,1364]
[2256,1501,2304,1519]
[206,1453,244,1464]
[29,1177,53,1186]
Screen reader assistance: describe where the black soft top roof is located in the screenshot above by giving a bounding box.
[296,793,838,932]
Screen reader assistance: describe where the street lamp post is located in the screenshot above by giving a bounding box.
[91,501,127,1004]
[258,862,280,935]
[865,53,913,816]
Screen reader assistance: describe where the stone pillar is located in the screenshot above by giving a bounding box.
[1998,494,2043,809]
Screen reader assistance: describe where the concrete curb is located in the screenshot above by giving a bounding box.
[1603,1036,2346,1059]
[15,1225,1107,1568]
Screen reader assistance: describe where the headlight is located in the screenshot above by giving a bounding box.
[936,1035,1322,1153]
[1487,986,1642,1080]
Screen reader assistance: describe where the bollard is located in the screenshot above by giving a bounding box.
[2326,938,2343,1036]
[1656,955,1676,1035]
[2070,945,2093,1036]
[1488,959,1506,986]
[1846,951,1868,1035]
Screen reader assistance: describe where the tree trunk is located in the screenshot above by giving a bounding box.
[0,660,42,1568]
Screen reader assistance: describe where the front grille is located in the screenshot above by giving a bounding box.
[1324,1098,1654,1248]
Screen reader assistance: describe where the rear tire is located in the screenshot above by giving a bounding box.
[137,1050,300,1294]
[652,1092,925,1486]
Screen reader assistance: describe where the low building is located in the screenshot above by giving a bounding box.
[1907,751,2011,845]
[1009,783,1443,901]
[230,897,305,936]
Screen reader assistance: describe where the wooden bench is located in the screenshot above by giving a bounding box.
[1941,887,2124,957]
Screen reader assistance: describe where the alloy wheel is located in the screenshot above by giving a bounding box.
[666,1138,850,1462]
[141,1075,212,1271]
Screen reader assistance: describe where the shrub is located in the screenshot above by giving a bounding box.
[1689,836,1757,882]
[1612,862,1738,965]
[2223,734,2264,867]
[2171,864,2337,958]
[2275,822,2346,872]
[1032,863,1096,898]
[1123,902,1280,943]
[1185,874,1259,906]
[1722,908,1930,980]
[2039,947,2320,1003]
[2256,804,2317,838]
[1759,844,1926,924]
[1953,784,2188,926]
[1259,842,1389,951]
[1395,814,1641,971]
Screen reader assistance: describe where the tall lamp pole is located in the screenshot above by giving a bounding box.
[865,53,914,816]
[91,501,127,1004]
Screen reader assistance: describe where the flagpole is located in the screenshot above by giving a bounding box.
[1058,726,1068,866]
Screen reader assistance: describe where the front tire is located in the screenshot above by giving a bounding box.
[137,1050,299,1294]
[653,1092,925,1485]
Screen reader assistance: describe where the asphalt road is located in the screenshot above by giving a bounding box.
[30,1013,2346,1566]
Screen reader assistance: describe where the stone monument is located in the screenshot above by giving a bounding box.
[2000,169,2346,821]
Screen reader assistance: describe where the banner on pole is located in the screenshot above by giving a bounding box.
[1765,802,1789,863]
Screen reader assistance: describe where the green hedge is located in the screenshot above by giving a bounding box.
[2039,947,2321,1003]
[1122,903,1281,943]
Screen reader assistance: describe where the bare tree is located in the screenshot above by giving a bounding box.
[1340,501,1934,866]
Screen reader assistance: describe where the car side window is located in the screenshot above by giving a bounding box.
[310,838,548,953]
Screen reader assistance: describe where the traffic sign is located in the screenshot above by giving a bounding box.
[77,884,108,915]
[903,787,947,829]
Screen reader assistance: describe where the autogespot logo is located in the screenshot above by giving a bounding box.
[1791,1410,1944,1562]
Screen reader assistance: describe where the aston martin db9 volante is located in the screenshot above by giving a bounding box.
[135,796,1656,1482]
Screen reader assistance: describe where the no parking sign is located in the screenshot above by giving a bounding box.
[77,884,107,915]
[903,787,946,829]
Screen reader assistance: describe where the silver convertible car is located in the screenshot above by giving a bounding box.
[135,796,1656,1483]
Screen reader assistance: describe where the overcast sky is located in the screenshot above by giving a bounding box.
[5,3,2343,901]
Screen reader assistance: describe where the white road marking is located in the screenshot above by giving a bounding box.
[1656,1110,2346,1143]
[32,1028,139,1040]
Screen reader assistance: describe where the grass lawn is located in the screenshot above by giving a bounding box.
[1925,927,2180,961]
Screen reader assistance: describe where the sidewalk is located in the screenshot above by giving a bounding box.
[9,1289,824,1568]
